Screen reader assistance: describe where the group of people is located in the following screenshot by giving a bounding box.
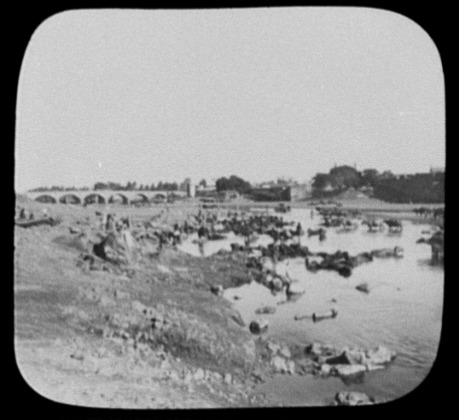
[16,206,50,221]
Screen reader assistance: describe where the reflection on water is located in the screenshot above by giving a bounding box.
[179,209,444,404]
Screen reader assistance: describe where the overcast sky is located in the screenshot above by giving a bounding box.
[15,7,445,192]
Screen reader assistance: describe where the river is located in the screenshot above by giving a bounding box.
[178,208,443,405]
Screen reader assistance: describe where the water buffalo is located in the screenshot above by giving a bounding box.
[362,219,384,232]
[417,231,444,264]
[371,246,404,258]
[383,219,403,233]
[305,251,353,278]
[307,228,327,241]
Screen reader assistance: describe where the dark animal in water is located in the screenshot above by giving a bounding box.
[371,246,404,258]
[307,228,326,238]
[383,219,403,233]
[417,231,444,264]
[362,220,384,232]
[305,251,353,278]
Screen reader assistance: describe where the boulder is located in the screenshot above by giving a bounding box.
[210,285,224,297]
[249,319,269,334]
[193,368,205,381]
[305,342,336,357]
[255,305,276,315]
[286,360,296,375]
[332,364,367,377]
[287,282,306,296]
[279,345,292,359]
[131,300,147,313]
[325,348,366,365]
[365,346,396,365]
[267,341,281,354]
[270,277,284,292]
[335,391,374,406]
[271,356,288,373]
[320,363,333,375]
[365,363,386,372]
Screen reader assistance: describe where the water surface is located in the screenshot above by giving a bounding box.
[179,209,443,404]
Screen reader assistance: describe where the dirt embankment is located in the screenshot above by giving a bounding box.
[14,201,294,408]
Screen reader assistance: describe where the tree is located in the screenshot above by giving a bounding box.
[94,182,108,190]
[199,179,207,188]
[379,171,396,180]
[216,175,251,193]
[312,173,332,191]
[328,165,361,190]
[361,169,379,187]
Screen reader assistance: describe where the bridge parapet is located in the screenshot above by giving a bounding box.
[25,190,188,205]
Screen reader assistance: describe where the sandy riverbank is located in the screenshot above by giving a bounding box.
[13,198,293,408]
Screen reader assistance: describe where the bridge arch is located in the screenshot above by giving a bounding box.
[108,193,129,205]
[59,194,81,205]
[168,192,182,201]
[130,193,149,204]
[151,193,166,203]
[35,194,57,204]
[84,193,106,205]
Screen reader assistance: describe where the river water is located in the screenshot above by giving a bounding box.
[178,209,443,405]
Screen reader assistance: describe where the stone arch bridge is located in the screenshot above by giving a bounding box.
[25,190,188,205]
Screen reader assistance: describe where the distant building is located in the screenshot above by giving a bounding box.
[179,178,196,198]
[256,181,276,189]
[220,190,240,201]
[289,183,313,201]
[195,187,217,198]
[359,186,374,197]
[195,180,217,197]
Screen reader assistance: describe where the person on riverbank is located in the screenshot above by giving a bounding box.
[197,223,208,240]
[296,222,303,245]
[18,207,26,220]
[105,213,115,232]
[120,223,136,263]
[172,223,182,246]
[197,223,209,256]
[319,229,326,241]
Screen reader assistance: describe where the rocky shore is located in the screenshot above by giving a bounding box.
[14,197,409,408]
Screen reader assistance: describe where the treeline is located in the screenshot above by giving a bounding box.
[30,181,181,192]
[215,176,251,193]
[246,187,291,202]
[29,185,90,192]
[373,173,444,203]
[312,165,444,203]
[93,181,179,191]
[214,175,290,201]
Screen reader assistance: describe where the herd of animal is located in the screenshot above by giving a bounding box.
[219,205,444,292]
[413,207,444,220]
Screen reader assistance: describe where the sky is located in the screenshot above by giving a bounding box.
[15,7,445,192]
